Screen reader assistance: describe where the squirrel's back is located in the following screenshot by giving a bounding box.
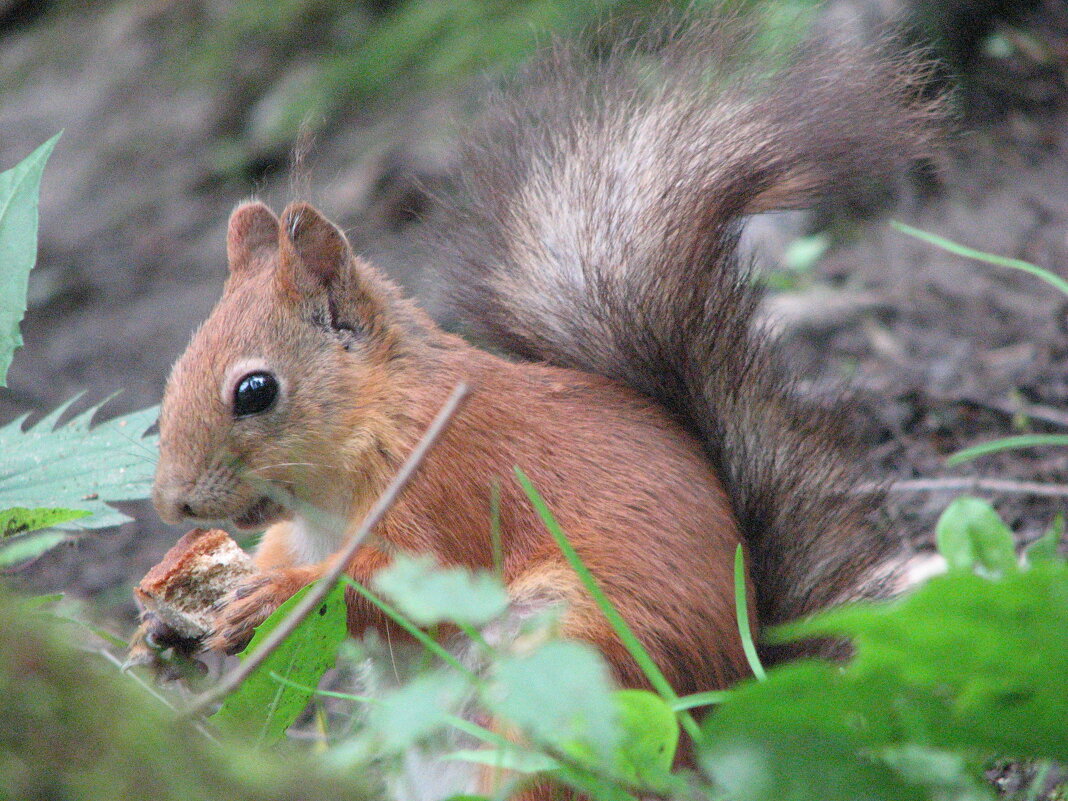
[428,15,943,650]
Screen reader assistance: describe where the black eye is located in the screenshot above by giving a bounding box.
[233,371,279,417]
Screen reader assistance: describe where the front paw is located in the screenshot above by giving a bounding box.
[207,567,318,655]
[125,613,208,682]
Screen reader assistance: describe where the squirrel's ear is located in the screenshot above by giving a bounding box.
[277,202,349,290]
[227,201,280,275]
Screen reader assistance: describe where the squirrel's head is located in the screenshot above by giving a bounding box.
[152,201,422,536]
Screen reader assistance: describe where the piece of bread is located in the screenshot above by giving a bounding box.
[135,528,256,641]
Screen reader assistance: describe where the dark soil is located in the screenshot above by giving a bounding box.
[1,0,1066,649]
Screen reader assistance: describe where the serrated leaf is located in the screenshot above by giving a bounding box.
[0,507,90,538]
[935,496,1017,576]
[0,133,61,385]
[741,564,1068,763]
[0,530,66,568]
[365,670,468,751]
[490,640,619,763]
[0,399,158,530]
[701,734,931,801]
[372,552,510,627]
[212,580,347,744]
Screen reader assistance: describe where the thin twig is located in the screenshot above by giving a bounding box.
[99,648,176,710]
[921,389,1068,430]
[858,477,1068,498]
[99,648,222,743]
[976,399,1068,430]
[182,382,470,719]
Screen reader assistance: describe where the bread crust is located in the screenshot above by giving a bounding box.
[135,528,256,641]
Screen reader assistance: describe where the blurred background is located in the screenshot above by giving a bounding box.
[1,0,1066,621]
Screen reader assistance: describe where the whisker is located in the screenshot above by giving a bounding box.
[247,462,318,473]
[385,624,401,684]
[107,426,159,459]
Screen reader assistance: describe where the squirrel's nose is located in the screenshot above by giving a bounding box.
[152,482,196,525]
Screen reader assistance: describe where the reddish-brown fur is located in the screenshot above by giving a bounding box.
[243,347,752,691]
[148,201,751,798]
[152,197,751,683]
[145,202,752,801]
[146,16,942,798]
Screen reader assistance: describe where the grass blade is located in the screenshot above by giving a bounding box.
[735,544,766,680]
[946,434,1068,467]
[892,221,1068,298]
[513,467,704,744]
[342,576,477,680]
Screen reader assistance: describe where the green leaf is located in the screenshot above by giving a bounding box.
[0,133,61,386]
[23,592,64,609]
[0,530,66,568]
[612,689,678,789]
[211,580,347,744]
[758,563,1068,762]
[52,614,128,650]
[490,640,619,764]
[1026,515,1064,565]
[364,670,469,751]
[0,398,159,530]
[701,734,939,801]
[935,497,1017,575]
[372,552,510,627]
[703,563,1068,798]
[0,507,90,538]
[783,233,829,273]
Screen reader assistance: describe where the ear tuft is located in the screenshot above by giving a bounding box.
[278,202,349,286]
[227,201,280,275]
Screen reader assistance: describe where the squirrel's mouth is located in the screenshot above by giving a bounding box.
[232,495,285,531]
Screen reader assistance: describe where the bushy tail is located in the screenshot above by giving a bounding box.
[429,15,942,650]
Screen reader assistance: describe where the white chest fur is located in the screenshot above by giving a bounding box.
[288,514,349,565]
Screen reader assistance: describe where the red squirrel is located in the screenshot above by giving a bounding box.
[147,13,939,740]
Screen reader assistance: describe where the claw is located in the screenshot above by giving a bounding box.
[205,566,317,655]
[234,576,269,600]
